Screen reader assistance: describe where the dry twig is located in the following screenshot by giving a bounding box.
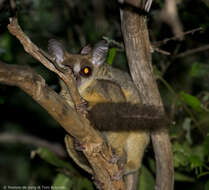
[0,132,67,157]
[154,27,203,47]
[175,44,209,58]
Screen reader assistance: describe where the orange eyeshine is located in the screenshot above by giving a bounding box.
[83,67,89,75]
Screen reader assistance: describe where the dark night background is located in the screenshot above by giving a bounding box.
[0,0,209,189]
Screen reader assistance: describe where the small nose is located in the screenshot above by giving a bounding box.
[75,75,81,86]
[74,73,80,81]
[74,74,79,80]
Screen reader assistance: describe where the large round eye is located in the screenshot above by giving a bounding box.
[80,66,92,77]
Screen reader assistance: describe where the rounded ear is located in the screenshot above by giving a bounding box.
[92,40,109,67]
[80,44,92,55]
[48,39,65,63]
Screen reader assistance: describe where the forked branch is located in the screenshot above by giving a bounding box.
[0,17,126,190]
[120,0,174,190]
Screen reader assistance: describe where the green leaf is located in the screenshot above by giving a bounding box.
[147,158,155,173]
[74,178,94,190]
[31,147,76,172]
[52,173,73,190]
[189,155,203,170]
[32,148,94,189]
[205,179,209,190]
[173,142,191,168]
[107,48,117,65]
[192,145,205,163]
[174,171,195,182]
[138,165,155,190]
[179,91,203,112]
[0,33,13,62]
[189,62,208,77]
[174,152,189,168]
[198,171,209,178]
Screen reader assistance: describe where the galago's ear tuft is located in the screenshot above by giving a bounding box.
[48,39,65,63]
[80,44,92,55]
[92,40,109,67]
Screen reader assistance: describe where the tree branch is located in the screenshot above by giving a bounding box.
[7,17,84,110]
[0,16,126,189]
[154,27,203,47]
[175,44,209,58]
[120,1,174,190]
[0,61,87,139]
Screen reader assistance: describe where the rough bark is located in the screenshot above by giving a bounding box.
[0,61,124,190]
[120,2,174,190]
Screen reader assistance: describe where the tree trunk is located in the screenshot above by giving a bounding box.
[120,4,174,190]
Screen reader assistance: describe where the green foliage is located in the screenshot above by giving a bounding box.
[174,171,195,182]
[173,140,208,178]
[107,48,117,65]
[138,166,155,190]
[205,180,209,190]
[52,173,73,190]
[0,0,209,189]
[32,148,75,171]
[33,148,94,190]
[0,33,13,62]
[189,62,209,78]
[179,91,203,112]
